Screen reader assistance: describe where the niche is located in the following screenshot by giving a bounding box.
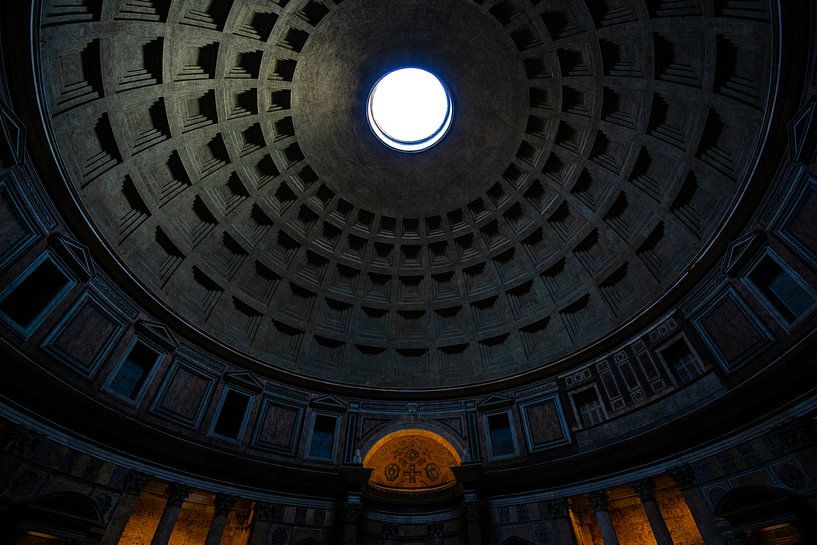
[0,254,74,336]
[307,413,339,461]
[486,411,517,458]
[745,253,816,327]
[571,387,606,428]
[210,388,252,441]
[658,336,704,384]
[106,340,162,403]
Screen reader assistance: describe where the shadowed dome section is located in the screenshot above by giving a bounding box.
[364,430,461,491]
[34,0,775,389]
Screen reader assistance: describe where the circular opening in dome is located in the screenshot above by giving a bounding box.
[367,68,453,153]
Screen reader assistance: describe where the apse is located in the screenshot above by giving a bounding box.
[1,0,817,544]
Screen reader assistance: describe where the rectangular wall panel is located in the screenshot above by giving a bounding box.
[692,288,774,372]
[41,289,128,378]
[0,180,39,272]
[777,174,817,267]
[520,395,571,451]
[150,358,218,428]
[251,396,304,455]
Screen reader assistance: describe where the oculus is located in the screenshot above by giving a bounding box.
[367,68,453,153]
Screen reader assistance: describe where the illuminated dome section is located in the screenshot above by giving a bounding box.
[364,430,460,491]
[367,68,453,152]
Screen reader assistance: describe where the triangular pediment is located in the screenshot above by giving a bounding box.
[135,319,178,350]
[224,371,263,392]
[721,230,766,277]
[477,394,513,410]
[49,234,94,280]
[500,537,536,545]
[0,103,26,169]
[789,99,816,162]
[310,395,345,410]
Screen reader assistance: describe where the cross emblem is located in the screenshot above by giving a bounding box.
[405,464,422,484]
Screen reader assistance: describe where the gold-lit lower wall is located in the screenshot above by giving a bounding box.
[166,498,213,545]
[655,486,704,545]
[118,486,166,544]
[569,481,704,545]
[16,476,706,545]
[570,496,604,545]
[609,497,658,545]
[218,503,253,545]
[15,534,71,545]
[117,483,251,545]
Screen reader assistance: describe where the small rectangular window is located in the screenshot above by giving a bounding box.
[109,341,160,401]
[308,414,337,460]
[487,413,515,458]
[0,257,71,332]
[573,389,605,428]
[659,337,704,384]
[747,256,815,324]
[212,390,251,440]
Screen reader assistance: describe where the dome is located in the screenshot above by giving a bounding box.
[1,0,816,544]
[32,0,774,391]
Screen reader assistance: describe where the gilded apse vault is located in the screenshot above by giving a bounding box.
[0,0,816,544]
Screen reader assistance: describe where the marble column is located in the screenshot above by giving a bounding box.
[343,493,363,545]
[463,491,483,545]
[100,471,150,545]
[668,465,725,545]
[586,491,620,545]
[204,494,234,545]
[632,478,674,545]
[547,498,578,545]
[149,483,192,545]
[248,502,274,545]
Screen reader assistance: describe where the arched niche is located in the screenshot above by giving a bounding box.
[363,429,462,491]
[715,486,817,544]
[12,492,103,543]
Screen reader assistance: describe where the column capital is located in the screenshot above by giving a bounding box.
[255,502,275,522]
[585,490,609,512]
[769,417,816,451]
[631,478,656,502]
[668,464,697,489]
[547,498,570,518]
[214,494,235,516]
[123,470,150,496]
[464,500,481,522]
[3,427,41,457]
[165,483,192,507]
[345,503,362,523]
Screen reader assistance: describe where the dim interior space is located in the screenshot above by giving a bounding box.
[1,0,817,544]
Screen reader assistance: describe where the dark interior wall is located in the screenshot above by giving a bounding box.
[0,0,817,543]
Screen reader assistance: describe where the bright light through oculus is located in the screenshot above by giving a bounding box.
[367,68,452,152]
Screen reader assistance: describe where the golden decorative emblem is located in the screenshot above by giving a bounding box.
[364,430,461,491]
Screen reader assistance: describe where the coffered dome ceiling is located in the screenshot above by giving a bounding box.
[37,0,774,389]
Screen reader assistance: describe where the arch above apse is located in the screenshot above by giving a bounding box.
[362,426,464,492]
[360,420,466,465]
[716,486,799,515]
[28,491,103,524]
[715,485,817,533]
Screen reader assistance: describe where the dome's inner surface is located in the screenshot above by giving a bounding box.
[38,0,772,389]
